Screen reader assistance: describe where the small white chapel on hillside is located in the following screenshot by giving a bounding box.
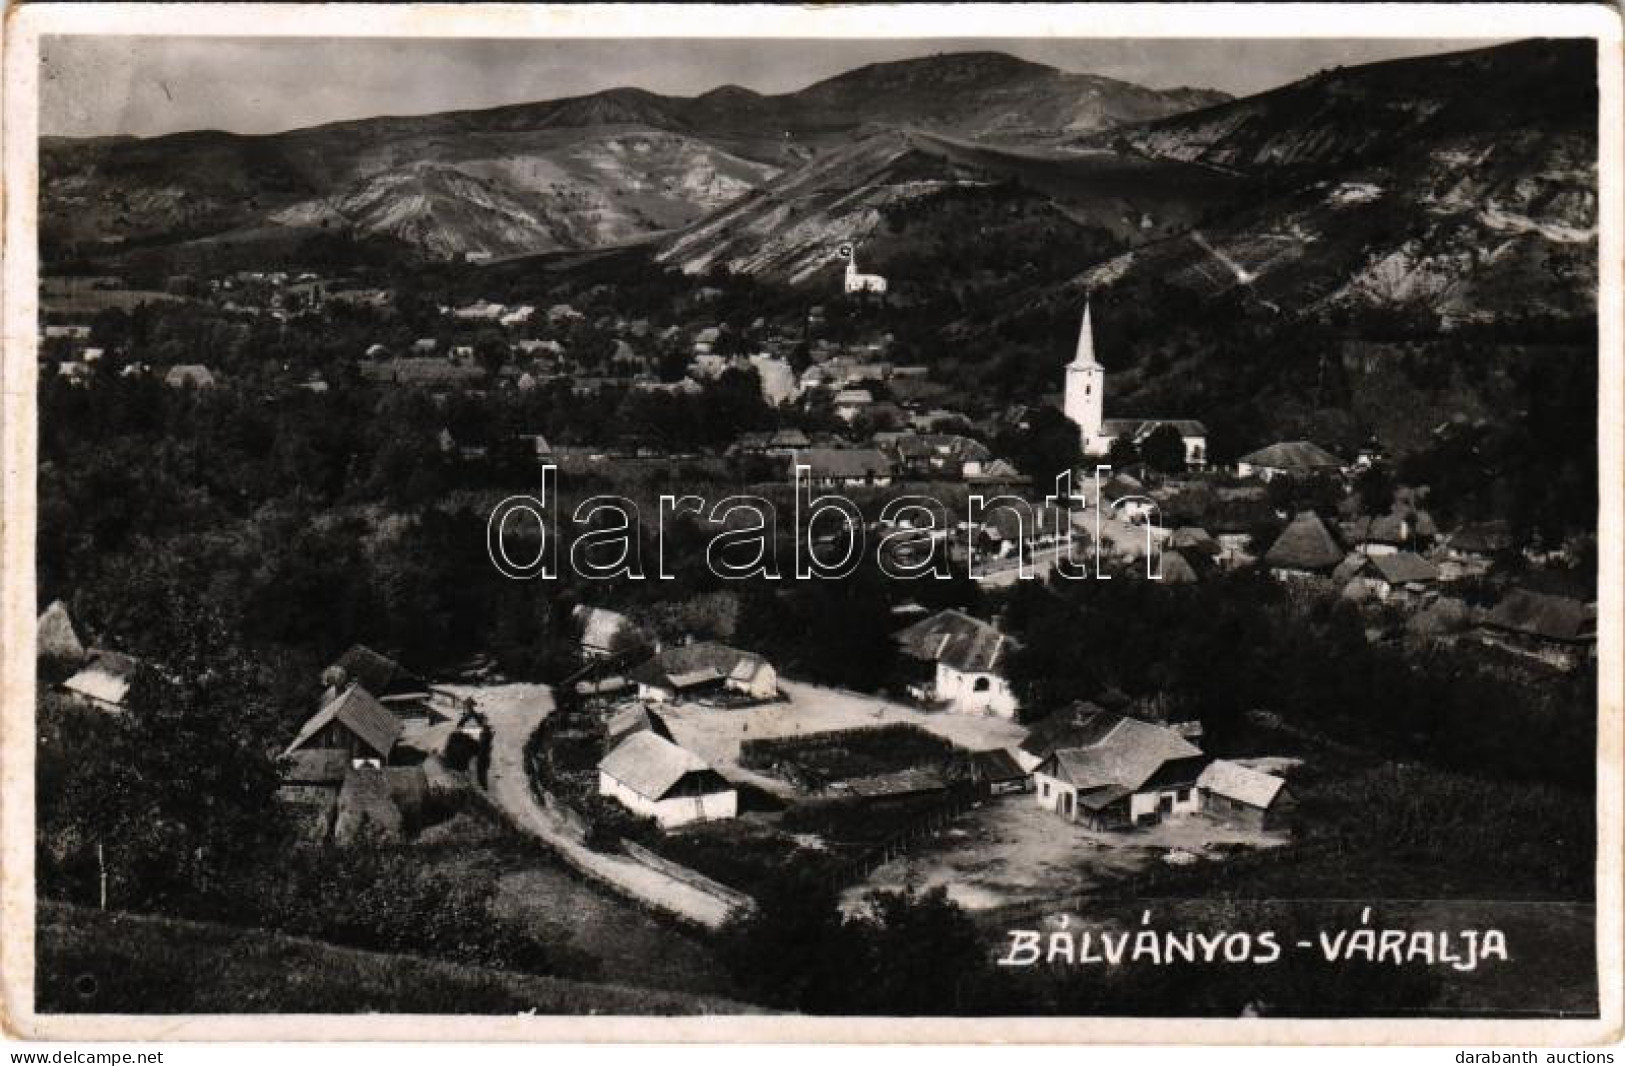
[1063,301,1208,468]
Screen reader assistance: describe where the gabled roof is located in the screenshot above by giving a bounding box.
[1019,702,1120,759]
[606,703,674,747]
[1197,759,1288,809]
[327,645,429,701]
[286,684,403,757]
[1238,440,1345,472]
[893,609,1013,674]
[1264,511,1345,573]
[629,642,772,692]
[1042,716,1203,793]
[598,731,723,801]
[1365,551,1438,585]
[1483,589,1595,643]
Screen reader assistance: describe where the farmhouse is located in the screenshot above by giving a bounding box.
[1236,441,1345,482]
[61,649,141,713]
[1031,712,1206,830]
[1263,511,1346,580]
[1064,302,1207,466]
[629,641,778,704]
[1197,759,1296,830]
[598,731,738,828]
[893,609,1019,718]
[285,684,403,766]
[1476,588,1596,670]
[1342,550,1439,603]
[793,447,895,489]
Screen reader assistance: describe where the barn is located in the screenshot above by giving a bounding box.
[285,684,403,766]
[598,731,738,829]
[1197,760,1296,831]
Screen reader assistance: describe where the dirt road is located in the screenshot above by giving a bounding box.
[443,682,737,930]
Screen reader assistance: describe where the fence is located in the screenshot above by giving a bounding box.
[823,784,979,890]
[621,839,756,914]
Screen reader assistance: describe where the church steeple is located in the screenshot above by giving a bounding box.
[1070,299,1101,368]
[1063,298,1106,452]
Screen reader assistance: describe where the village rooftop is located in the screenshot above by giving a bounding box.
[485,466,1165,582]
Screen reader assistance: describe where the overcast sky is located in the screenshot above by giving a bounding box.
[41,36,1506,139]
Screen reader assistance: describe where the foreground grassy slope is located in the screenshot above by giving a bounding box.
[36,901,757,1015]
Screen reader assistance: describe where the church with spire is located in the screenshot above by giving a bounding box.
[1063,299,1209,468]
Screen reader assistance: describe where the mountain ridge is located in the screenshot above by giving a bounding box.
[41,50,1228,264]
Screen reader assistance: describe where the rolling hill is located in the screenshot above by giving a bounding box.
[655,39,1595,333]
[41,50,1225,265]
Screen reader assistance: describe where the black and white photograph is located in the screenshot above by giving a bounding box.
[2,1,1619,1045]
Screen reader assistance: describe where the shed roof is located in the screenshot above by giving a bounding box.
[1197,759,1287,809]
[63,649,140,707]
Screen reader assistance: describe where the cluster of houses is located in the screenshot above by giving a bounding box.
[570,600,1295,837]
[1019,702,1295,832]
[277,645,489,843]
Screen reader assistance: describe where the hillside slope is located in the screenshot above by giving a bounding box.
[1063,38,1597,325]
[41,51,1224,264]
[35,901,757,1015]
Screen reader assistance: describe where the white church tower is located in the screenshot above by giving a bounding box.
[1063,300,1106,454]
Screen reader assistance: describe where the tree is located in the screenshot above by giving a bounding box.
[1140,423,1188,475]
[1107,432,1139,469]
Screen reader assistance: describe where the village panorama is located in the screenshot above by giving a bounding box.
[28,31,1601,1022]
[484,463,1160,581]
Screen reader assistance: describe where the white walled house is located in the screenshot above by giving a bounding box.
[893,609,1019,718]
[628,641,778,704]
[598,731,738,828]
[1028,710,1205,830]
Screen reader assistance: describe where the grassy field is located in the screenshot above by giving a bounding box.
[35,901,756,1015]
